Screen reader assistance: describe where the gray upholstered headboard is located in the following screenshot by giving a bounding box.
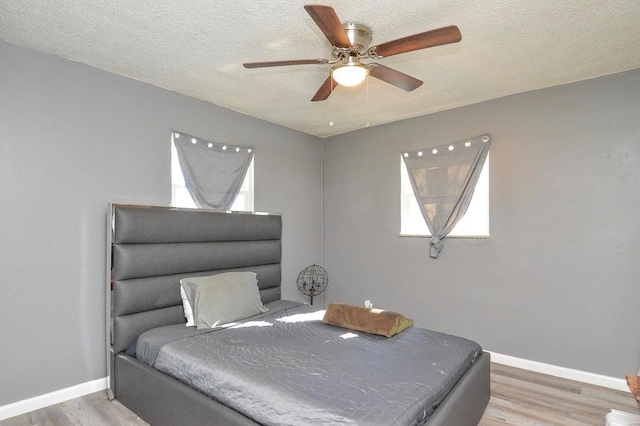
[107,204,282,396]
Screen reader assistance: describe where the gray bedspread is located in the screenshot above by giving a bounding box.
[136,301,482,426]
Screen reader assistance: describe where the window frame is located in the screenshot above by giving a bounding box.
[170,138,254,212]
[399,154,490,238]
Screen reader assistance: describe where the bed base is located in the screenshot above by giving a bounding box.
[114,351,490,426]
[115,354,258,425]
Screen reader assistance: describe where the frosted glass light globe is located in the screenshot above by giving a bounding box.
[332,64,368,87]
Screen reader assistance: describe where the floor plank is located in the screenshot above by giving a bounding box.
[478,363,640,426]
[2,363,639,425]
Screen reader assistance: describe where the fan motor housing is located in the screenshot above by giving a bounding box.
[343,22,372,51]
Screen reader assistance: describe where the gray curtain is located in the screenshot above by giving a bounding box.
[173,131,254,210]
[402,134,491,258]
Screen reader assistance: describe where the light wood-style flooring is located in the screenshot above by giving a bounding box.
[480,363,640,425]
[3,363,639,425]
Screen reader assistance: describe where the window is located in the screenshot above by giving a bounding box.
[171,140,254,211]
[400,155,489,237]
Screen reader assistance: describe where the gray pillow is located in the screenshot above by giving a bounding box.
[180,272,268,329]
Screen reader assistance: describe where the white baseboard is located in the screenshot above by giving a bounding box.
[0,377,107,421]
[488,351,629,392]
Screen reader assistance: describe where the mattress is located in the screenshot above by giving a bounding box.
[136,301,482,426]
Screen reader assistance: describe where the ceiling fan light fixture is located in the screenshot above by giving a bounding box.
[331,64,369,87]
[245,5,461,102]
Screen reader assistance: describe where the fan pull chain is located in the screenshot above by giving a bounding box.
[366,73,370,127]
[329,76,334,127]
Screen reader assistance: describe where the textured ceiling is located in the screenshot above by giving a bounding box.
[1,0,640,137]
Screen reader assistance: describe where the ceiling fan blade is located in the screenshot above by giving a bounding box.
[372,25,461,58]
[369,64,423,91]
[311,75,338,102]
[304,4,351,48]
[244,59,329,68]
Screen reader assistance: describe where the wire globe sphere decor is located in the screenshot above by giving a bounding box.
[297,264,328,305]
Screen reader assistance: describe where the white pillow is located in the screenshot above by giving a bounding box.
[179,284,195,327]
[180,272,268,329]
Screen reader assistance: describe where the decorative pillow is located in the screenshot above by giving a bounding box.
[180,272,268,329]
[179,284,195,327]
[322,303,414,338]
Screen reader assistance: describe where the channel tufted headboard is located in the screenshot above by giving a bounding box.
[106,204,282,398]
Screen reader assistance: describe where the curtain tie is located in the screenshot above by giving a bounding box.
[430,236,443,258]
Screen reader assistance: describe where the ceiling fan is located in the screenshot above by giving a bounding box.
[243,4,461,102]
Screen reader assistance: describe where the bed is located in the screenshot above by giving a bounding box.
[107,204,490,425]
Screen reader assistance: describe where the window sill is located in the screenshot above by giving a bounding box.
[398,233,490,239]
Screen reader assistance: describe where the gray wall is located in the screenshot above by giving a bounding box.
[0,41,322,406]
[2,36,639,408]
[322,68,640,379]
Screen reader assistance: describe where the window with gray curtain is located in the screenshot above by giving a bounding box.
[402,134,491,258]
[172,131,254,210]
